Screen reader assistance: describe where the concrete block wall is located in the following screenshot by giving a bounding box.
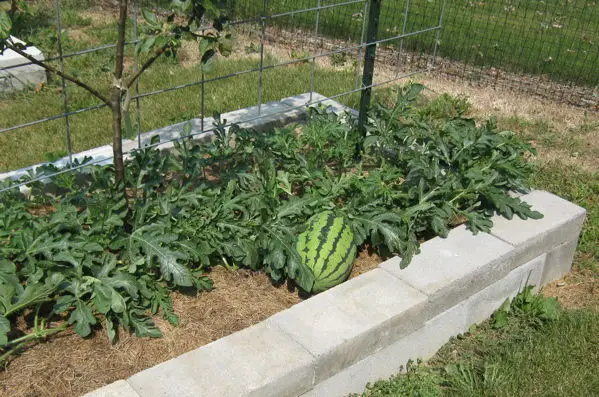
[83,190,586,397]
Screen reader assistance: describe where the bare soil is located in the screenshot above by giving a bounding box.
[0,250,381,397]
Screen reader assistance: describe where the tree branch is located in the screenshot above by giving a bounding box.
[4,42,111,106]
[125,44,168,89]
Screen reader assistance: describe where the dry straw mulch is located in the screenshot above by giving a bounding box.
[0,250,381,397]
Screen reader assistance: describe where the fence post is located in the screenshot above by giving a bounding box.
[357,0,382,143]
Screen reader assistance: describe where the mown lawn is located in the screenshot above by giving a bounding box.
[232,0,599,86]
[355,308,599,396]
[0,3,361,171]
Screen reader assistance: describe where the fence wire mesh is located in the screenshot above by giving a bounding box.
[0,0,440,191]
[0,0,598,191]
[229,0,599,106]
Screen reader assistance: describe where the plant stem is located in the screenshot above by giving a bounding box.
[126,44,168,89]
[112,0,129,184]
[0,323,68,363]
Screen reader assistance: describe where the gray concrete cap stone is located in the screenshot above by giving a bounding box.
[380,225,515,316]
[128,346,246,397]
[207,321,315,397]
[128,321,314,397]
[270,269,427,383]
[81,380,140,397]
[489,190,586,265]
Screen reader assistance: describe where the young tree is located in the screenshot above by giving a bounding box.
[0,0,232,183]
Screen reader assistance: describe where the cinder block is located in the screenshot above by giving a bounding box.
[128,347,246,397]
[281,93,358,116]
[0,36,47,92]
[380,225,515,319]
[541,239,579,285]
[128,322,314,397]
[270,269,427,383]
[221,101,307,131]
[300,302,468,397]
[209,322,315,397]
[489,190,586,266]
[466,254,546,325]
[136,117,216,149]
[81,380,140,397]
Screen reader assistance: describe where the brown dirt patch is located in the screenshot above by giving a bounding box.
[543,269,599,311]
[0,251,381,397]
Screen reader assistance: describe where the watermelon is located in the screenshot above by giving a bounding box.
[297,211,357,293]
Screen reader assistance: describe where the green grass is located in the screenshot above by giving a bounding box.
[0,49,360,172]
[2,0,598,171]
[532,163,599,271]
[354,306,599,396]
[231,0,599,87]
[0,3,366,171]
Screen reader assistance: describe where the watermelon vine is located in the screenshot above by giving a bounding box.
[0,84,541,364]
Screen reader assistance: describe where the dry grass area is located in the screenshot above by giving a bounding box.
[0,251,380,397]
[544,271,599,311]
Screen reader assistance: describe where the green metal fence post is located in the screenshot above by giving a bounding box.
[357,0,382,155]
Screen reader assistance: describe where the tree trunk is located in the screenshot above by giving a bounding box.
[112,0,129,184]
[9,0,18,17]
[111,89,125,183]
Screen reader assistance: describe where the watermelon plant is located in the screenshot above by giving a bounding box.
[0,84,542,365]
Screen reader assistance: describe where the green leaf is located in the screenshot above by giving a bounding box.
[294,262,315,293]
[142,9,158,25]
[0,284,16,314]
[0,259,18,286]
[4,274,64,317]
[200,50,217,74]
[127,226,194,287]
[53,295,77,314]
[68,300,97,337]
[539,297,560,321]
[105,317,117,344]
[492,309,508,329]
[193,274,214,292]
[130,313,162,338]
[111,290,126,314]
[0,315,10,346]
[93,284,112,314]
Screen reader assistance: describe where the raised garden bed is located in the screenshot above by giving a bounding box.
[0,88,585,397]
[84,190,584,397]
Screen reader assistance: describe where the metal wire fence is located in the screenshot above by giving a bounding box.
[0,0,443,190]
[229,0,599,106]
[1,0,598,189]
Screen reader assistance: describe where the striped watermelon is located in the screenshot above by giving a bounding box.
[297,211,356,293]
